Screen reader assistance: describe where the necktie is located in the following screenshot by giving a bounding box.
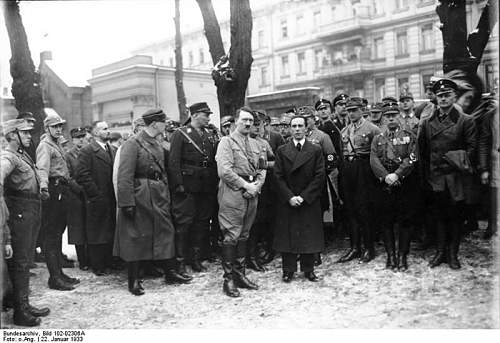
[296,142,302,151]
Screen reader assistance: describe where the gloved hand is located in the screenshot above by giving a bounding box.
[40,188,50,201]
[122,206,136,220]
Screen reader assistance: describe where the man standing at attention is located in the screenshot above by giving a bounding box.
[273,115,325,283]
[215,107,267,298]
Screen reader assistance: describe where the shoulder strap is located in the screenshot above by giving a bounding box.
[229,136,257,172]
[178,128,208,158]
[132,136,167,179]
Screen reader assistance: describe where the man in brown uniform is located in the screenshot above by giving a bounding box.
[215,107,267,297]
[37,113,79,291]
[337,98,381,263]
[1,119,50,326]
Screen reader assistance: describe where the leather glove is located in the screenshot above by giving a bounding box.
[175,185,186,194]
[40,188,50,201]
[122,206,136,220]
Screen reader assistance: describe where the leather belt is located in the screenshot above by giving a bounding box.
[182,160,213,168]
[49,176,68,186]
[5,189,40,200]
[344,155,369,162]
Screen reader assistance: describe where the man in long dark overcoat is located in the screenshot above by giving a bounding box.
[418,78,477,270]
[65,127,88,270]
[114,109,188,296]
[76,121,116,276]
[273,115,325,283]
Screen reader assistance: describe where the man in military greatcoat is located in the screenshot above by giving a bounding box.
[114,109,189,296]
[418,79,477,270]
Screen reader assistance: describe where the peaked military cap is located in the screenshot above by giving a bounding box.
[70,127,87,138]
[399,92,414,101]
[381,96,399,107]
[220,115,235,127]
[189,102,212,115]
[142,108,167,125]
[109,132,122,140]
[315,98,332,110]
[296,106,315,118]
[432,78,458,95]
[382,104,400,115]
[17,111,36,123]
[333,94,349,106]
[370,102,384,113]
[345,97,364,110]
[270,117,280,126]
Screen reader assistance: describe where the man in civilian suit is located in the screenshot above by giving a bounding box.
[76,121,117,276]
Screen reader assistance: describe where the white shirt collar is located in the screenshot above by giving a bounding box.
[293,138,306,147]
[96,140,107,151]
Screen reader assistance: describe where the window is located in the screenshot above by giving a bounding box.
[281,19,288,39]
[374,37,385,59]
[199,49,204,64]
[396,31,408,56]
[397,76,409,94]
[421,24,434,52]
[314,49,322,70]
[373,0,384,15]
[297,52,306,74]
[3,87,8,96]
[258,30,265,48]
[375,78,386,101]
[169,57,174,67]
[395,0,408,10]
[331,6,336,21]
[260,66,269,86]
[313,11,321,30]
[422,73,433,94]
[296,15,305,35]
[281,56,289,77]
[188,51,194,66]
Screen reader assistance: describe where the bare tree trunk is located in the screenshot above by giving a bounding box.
[2,0,45,145]
[437,0,498,74]
[196,0,253,119]
[174,0,187,124]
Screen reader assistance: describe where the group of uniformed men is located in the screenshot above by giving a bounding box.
[1,75,498,326]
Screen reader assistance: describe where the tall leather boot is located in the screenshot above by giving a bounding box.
[382,227,397,270]
[75,244,89,271]
[221,244,240,297]
[429,220,447,268]
[175,231,193,280]
[191,247,207,272]
[448,221,461,270]
[128,261,145,296]
[46,251,74,291]
[12,272,41,327]
[246,232,265,272]
[163,259,192,284]
[337,218,361,263]
[398,224,411,271]
[233,241,258,290]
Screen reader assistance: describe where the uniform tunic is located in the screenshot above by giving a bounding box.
[114,130,175,261]
[398,112,419,135]
[215,130,267,245]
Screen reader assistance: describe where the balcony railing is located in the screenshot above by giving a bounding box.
[315,59,371,78]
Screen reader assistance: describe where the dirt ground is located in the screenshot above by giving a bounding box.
[1,222,499,329]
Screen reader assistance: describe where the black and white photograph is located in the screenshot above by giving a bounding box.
[0,0,499,335]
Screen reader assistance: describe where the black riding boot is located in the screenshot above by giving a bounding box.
[383,228,397,270]
[128,261,144,296]
[448,221,461,270]
[429,221,447,268]
[337,219,361,263]
[191,247,207,272]
[221,244,240,297]
[246,232,265,272]
[12,272,40,327]
[46,251,74,291]
[175,231,193,279]
[233,241,258,290]
[75,244,89,270]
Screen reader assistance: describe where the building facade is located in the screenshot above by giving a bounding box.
[88,55,219,133]
[133,0,498,112]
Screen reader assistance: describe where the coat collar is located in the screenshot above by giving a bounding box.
[429,106,460,138]
[282,139,315,173]
[91,140,113,165]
